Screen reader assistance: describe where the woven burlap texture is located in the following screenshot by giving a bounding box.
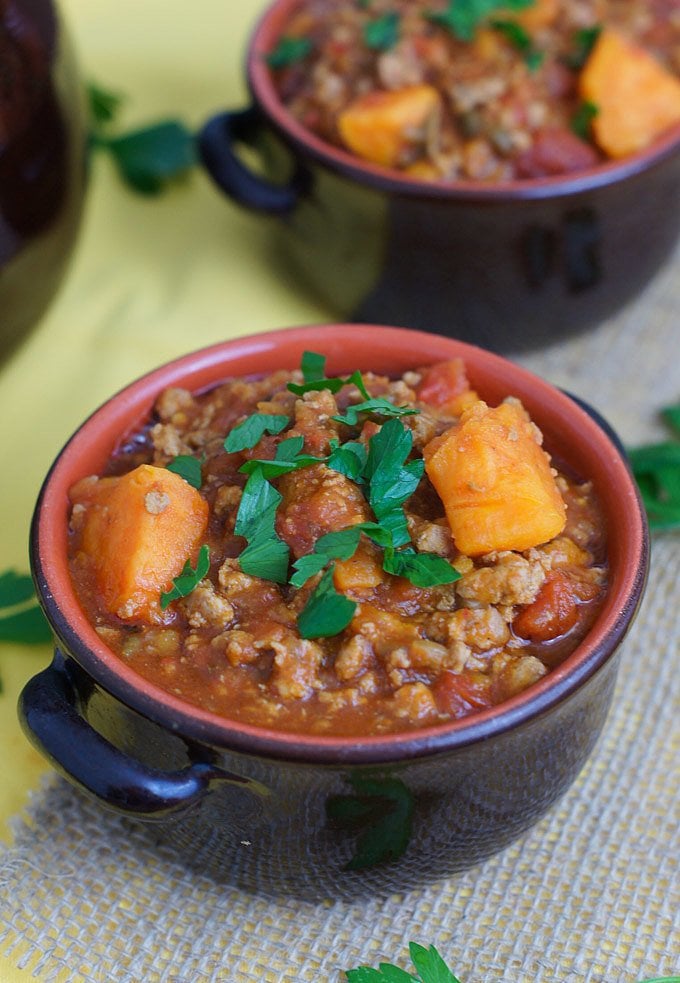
[1,261,679,982]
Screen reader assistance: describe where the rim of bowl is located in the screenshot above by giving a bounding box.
[32,325,649,764]
[246,0,680,202]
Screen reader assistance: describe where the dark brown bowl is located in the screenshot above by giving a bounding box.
[19,325,648,897]
[0,0,87,361]
[198,0,680,352]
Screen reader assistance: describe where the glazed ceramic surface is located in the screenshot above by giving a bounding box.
[21,326,648,896]
[0,0,87,360]
[199,0,680,352]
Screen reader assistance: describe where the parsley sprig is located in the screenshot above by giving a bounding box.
[364,12,401,51]
[0,571,52,656]
[87,82,196,195]
[628,401,680,531]
[426,0,534,43]
[287,351,371,399]
[345,941,461,983]
[160,545,211,609]
[234,471,291,583]
[167,454,203,490]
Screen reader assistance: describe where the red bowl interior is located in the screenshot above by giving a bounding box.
[247,0,680,201]
[33,325,648,762]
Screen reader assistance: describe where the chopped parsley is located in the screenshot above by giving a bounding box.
[490,19,544,71]
[234,470,290,582]
[382,546,460,587]
[563,25,602,70]
[345,941,460,982]
[332,398,419,426]
[166,454,203,489]
[287,351,370,399]
[297,566,357,639]
[239,435,322,479]
[571,101,599,141]
[364,12,401,51]
[224,413,289,454]
[426,0,534,43]
[160,545,210,610]
[266,35,314,69]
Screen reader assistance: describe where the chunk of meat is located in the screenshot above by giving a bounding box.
[277,464,370,558]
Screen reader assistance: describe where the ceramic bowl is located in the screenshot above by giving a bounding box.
[198,0,680,352]
[0,0,87,361]
[20,325,648,897]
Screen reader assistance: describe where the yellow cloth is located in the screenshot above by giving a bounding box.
[0,1,679,981]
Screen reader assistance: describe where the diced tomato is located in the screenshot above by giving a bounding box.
[515,127,600,179]
[432,670,494,716]
[513,570,599,642]
[417,360,476,415]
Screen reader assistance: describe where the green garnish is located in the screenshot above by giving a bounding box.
[346,942,461,982]
[427,0,534,43]
[662,404,680,436]
[571,100,599,141]
[563,25,602,70]
[239,435,322,479]
[0,571,52,656]
[363,418,424,547]
[287,351,370,399]
[329,775,415,872]
[290,523,393,588]
[88,83,196,196]
[490,19,544,71]
[383,547,460,587]
[160,545,210,610]
[364,12,401,51]
[223,413,289,454]
[234,470,290,582]
[627,400,680,531]
[332,398,419,426]
[327,439,369,482]
[297,566,357,639]
[87,82,124,124]
[266,36,313,69]
[166,454,203,489]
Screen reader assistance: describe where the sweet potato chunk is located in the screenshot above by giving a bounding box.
[580,30,680,158]
[334,541,384,594]
[423,400,566,556]
[71,464,209,622]
[337,85,440,168]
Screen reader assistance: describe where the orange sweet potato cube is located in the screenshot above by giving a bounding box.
[423,400,566,556]
[71,464,209,622]
[580,29,680,157]
[337,85,441,168]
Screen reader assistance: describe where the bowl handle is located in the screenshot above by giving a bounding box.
[199,107,300,214]
[18,650,256,818]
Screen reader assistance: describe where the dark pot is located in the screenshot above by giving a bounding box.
[0,0,87,360]
[20,325,648,898]
[198,0,680,353]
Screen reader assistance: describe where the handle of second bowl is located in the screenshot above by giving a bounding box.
[18,650,259,818]
[199,107,300,214]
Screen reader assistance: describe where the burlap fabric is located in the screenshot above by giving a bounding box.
[0,0,678,975]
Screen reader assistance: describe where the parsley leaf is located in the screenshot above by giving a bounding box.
[239,435,322,479]
[290,523,392,588]
[344,940,461,983]
[87,82,124,125]
[427,0,534,43]
[661,404,680,437]
[266,35,313,69]
[327,439,368,482]
[332,398,419,426]
[224,413,289,454]
[288,351,370,399]
[571,101,599,141]
[382,547,460,587]
[490,20,544,71]
[166,454,203,489]
[328,775,414,871]
[297,566,357,638]
[0,571,52,650]
[104,121,196,195]
[628,438,680,531]
[160,545,210,610]
[563,25,601,70]
[234,470,290,582]
[364,12,401,50]
[364,419,423,547]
